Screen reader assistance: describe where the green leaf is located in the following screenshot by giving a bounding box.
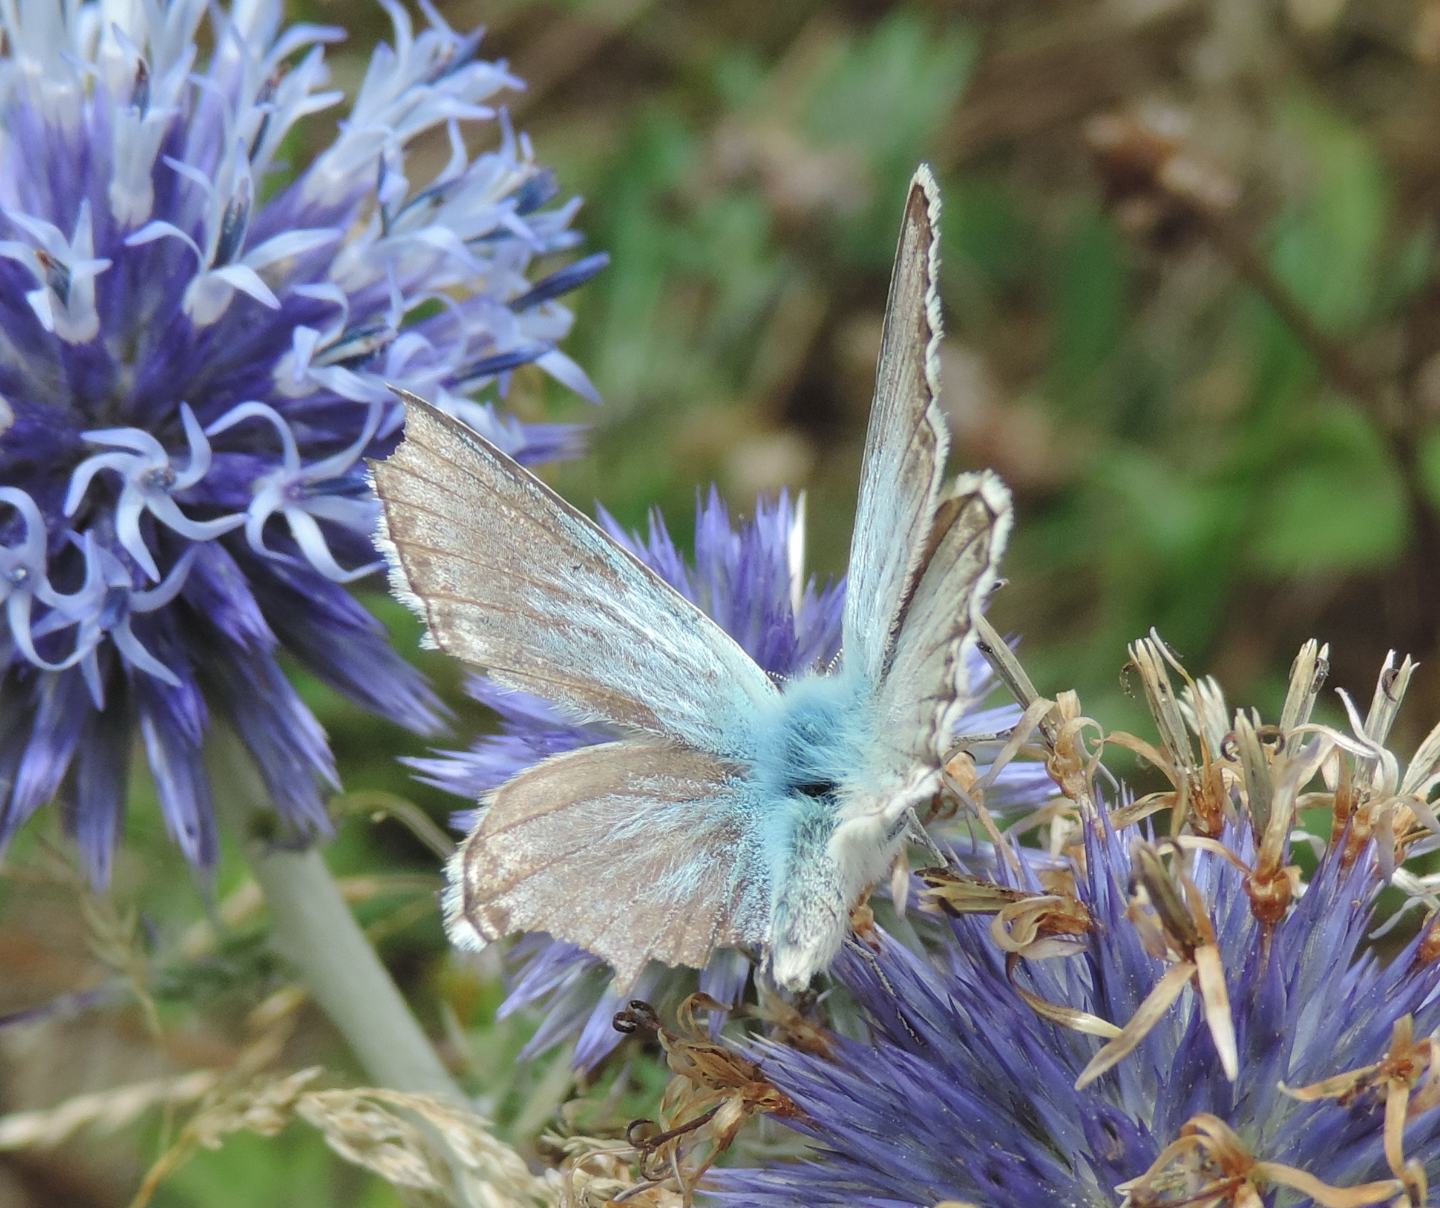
[1047,208,1130,403]
[1267,95,1391,331]
[946,178,1032,293]
[804,13,976,158]
[804,12,978,260]
[1250,405,1408,574]
[1414,424,1440,511]
[152,1127,391,1208]
[1092,446,1217,554]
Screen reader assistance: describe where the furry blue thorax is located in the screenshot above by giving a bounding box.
[750,666,873,815]
[747,666,901,986]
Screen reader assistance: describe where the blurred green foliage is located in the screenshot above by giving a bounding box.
[9,1,1440,1203]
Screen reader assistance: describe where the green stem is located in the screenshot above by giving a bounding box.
[245,837,461,1102]
[209,726,460,1101]
[216,738,549,1205]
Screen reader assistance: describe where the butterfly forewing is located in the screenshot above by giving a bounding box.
[445,740,769,989]
[842,165,950,689]
[371,393,776,760]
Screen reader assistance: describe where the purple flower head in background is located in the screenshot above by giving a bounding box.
[415,489,1048,1067]
[0,0,605,882]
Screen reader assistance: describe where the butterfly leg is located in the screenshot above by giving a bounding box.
[940,757,1021,874]
[841,934,924,1045]
[905,807,950,866]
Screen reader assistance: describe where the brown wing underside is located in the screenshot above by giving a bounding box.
[874,471,1012,779]
[842,165,950,687]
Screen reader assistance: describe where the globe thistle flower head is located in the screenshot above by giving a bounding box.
[0,0,604,881]
[707,638,1440,1208]
[418,489,1049,1068]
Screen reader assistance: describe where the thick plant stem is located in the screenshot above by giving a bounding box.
[246,836,461,1102]
[247,837,554,1207]
[216,739,547,1205]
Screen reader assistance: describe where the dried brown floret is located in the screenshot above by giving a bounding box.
[1118,1113,1404,1207]
[604,996,800,1205]
[1109,634,1233,838]
[918,868,1091,956]
[1283,1016,1440,1191]
[1076,843,1237,1088]
[918,868,1118,1039]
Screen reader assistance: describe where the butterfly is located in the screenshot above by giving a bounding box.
[370,165,1012,992]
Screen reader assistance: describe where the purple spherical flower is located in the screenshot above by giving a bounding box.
[713,643,1440,1208]
[415,489,1046,1067]
[717,832,1440,1206]
[0,0,605,882]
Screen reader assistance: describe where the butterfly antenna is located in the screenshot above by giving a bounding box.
[943,727,1014,753]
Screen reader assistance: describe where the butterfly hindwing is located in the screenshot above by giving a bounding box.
[371,393,777,760]
[445,739,769,989]
[842,165,949,689]
[871,471,1012,792]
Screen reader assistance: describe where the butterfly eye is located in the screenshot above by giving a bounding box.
[792,778,838,800]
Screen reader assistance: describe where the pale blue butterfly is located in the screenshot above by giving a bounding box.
[371,165,1012,991]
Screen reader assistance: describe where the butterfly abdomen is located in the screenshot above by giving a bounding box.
[768,793,848,989]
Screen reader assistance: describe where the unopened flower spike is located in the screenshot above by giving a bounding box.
[0,0,603,880]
